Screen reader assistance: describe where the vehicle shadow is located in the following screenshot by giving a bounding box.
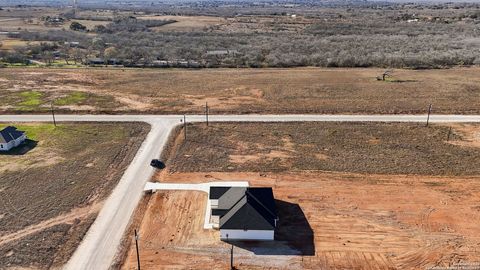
[223,199,315,256]
[0,139,38,155]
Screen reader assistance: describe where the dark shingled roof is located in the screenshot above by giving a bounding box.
[210,186,278,231]
[0,126,25,144]
[209,187,232,200]
[218,187,248,210]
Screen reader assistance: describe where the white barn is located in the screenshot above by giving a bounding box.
[0,126,27,151]
[209,187,278,241]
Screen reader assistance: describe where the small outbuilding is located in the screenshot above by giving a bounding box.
[210,186,278,241]
[0,126,27,151]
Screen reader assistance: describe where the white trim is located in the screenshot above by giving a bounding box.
[220,229,274,240]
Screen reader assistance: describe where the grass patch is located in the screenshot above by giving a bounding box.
[54,92,87,106]
[16,90,44,110]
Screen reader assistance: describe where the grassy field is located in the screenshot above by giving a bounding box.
[1,67,480,114]
[144,15,226,32]
[0,122,149,268]
[169,122,480,175]
[0,39,44,51]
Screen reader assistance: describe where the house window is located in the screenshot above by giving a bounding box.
[0,145,3,149]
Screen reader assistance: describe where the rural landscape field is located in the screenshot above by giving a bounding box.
[1,67,480,114]
[0,122,149,268]
[2,0,480,269]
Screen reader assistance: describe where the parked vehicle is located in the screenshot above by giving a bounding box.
[150,159,165,169]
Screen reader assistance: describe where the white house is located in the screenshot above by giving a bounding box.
[0,126,27,151]
[209,186,278,241]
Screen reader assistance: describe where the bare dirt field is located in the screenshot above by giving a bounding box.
[123,172,480,270]
[0,122,149,269]
[121,122,480,270]
[1,67,480,114]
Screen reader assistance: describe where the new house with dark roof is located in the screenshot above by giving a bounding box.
[209,186,278,241]
[0,126,27,151]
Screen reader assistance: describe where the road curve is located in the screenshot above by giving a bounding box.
[1,114,480,270]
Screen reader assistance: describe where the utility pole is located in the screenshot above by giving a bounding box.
[135,229,141,270]
[183,114,187,140]
[205,102,209,127]
[447,126,452,141]
[226,234,233,270]
[230,243,234,270]
[50,102,57,127]
[426,104,432,127]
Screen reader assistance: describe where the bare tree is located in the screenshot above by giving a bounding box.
[60,43,71,65]
[378,69,394,81]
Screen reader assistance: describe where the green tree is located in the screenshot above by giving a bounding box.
[70,21,87,31]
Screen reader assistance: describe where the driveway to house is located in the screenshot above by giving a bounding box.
[1,114,480,270]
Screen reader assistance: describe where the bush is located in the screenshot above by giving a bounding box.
[70,22,87,32]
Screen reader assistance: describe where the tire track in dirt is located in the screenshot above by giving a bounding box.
[0,202,102,247]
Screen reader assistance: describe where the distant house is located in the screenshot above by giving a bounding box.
[0,126,27,151]
[88,58,105,65]
[206,50,239,57]
[64,41,80,48]
[209,187,278,241]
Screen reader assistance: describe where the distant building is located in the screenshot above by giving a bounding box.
[64,41,80,48]
[0,126,27,151]
[88,58,105,65]
[209,187,278,241]
[206,50,239,57]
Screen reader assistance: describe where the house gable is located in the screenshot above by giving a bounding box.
[0,126,26,144]
[213,187,278,231]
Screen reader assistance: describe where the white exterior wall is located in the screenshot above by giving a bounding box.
[210,199,219,208]
[0,134,26,151]
[0,143,9,151]
[210,215,220,225]
[220,229,274,241]
[0,141,14,151]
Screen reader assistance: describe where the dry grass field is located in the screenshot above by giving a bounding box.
[0,39,44,51]
[121,122,480,270]
[169,122,480,175]
[0,122,149,269]
[141,15,226,32]
[1,67,480,114]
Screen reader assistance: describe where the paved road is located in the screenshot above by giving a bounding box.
[1,114,480,270]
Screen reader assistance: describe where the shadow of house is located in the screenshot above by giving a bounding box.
[0,139,38,155]
[224,199,314,256]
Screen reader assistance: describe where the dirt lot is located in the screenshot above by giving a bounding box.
[0,122,149,269]
[123,172,480,270]
[1,67,480,114]
[121,122,480,269]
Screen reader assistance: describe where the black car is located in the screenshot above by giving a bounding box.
[150,159,165,169]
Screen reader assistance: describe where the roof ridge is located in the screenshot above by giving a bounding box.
[245,189,277,219]
[218,190,248,226]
